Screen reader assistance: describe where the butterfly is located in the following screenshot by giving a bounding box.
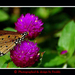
[0,30,28,56]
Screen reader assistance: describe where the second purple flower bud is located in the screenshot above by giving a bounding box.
[10,40,40,67]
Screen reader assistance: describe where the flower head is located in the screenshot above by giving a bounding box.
[15,13,44,39]
[60,50,67,55]
[10,40,40,67]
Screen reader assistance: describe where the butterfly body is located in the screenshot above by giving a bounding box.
[0,30,28,56]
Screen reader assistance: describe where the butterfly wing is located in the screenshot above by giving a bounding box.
[0,30,23,56]
[0,30,21,35]
[0,30,22,43]
[0,42,16,56]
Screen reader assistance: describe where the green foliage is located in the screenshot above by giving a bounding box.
[68,55,75,68]
[0,57,7,67]
[35,7,63,19]
[0,52,11,68]
[1,63,8,68]
[35,7,50,19]
[58,20,75,57]
[7,61,20,68]
[3,27,17,32]
[44,56,66,67]
[10,14,18,23]
[0,10,9,21]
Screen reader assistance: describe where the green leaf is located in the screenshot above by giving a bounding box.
[0,57,7,67]
[44,56,66,67]
[7,61,20,68]
[58,20,75,57]
[0,52,11,68]
[2,52,11,60]
[40,49,58,67]
[68,55,75,68]
[0,10,9,21]
[1,63,8,68]
[3,27,17,32]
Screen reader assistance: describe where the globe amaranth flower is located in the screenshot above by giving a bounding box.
[60,50,67,55]
[15,13,44,39]
[10,40,40,67]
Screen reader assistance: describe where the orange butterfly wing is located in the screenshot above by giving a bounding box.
[0,30,23,56]
[0,30,22,43]
[0,42,16,54]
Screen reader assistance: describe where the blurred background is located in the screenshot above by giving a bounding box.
[0,7,75,68]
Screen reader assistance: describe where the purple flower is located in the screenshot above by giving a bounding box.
[10,40,40,67]
[60,50,67,55]
[15,13,44,39]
